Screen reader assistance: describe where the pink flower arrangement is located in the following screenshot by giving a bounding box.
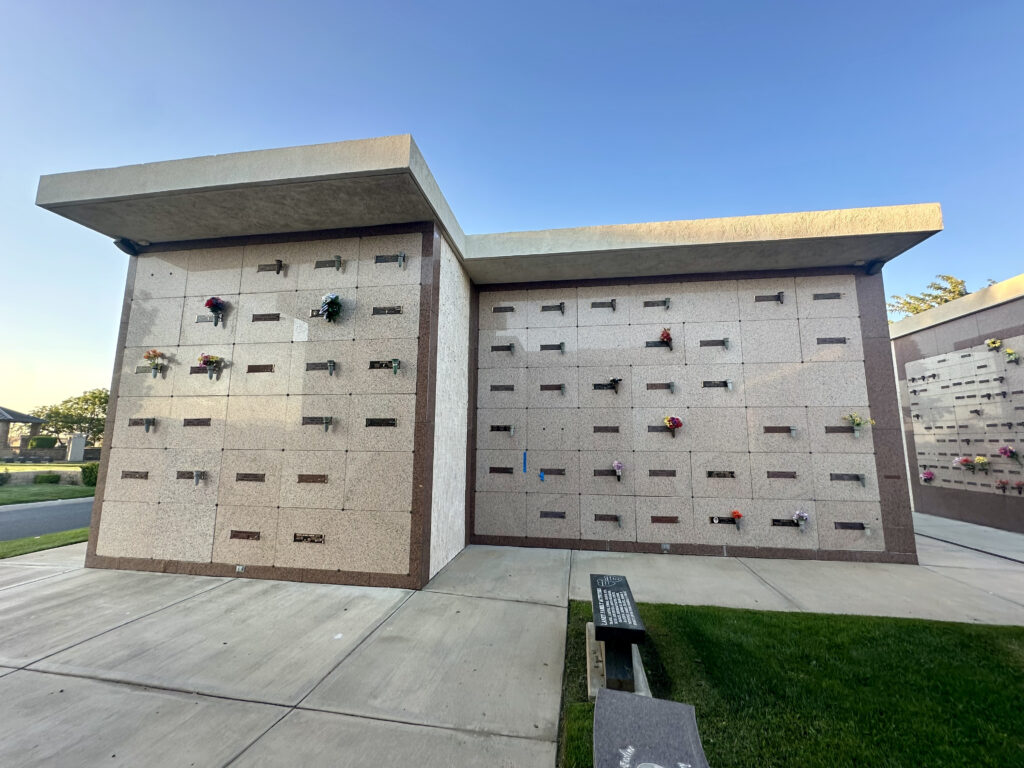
[920,470,934,483]
[998,445,1022,466]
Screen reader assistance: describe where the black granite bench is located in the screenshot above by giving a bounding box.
[594,688,711,768]
[590,574,646,692]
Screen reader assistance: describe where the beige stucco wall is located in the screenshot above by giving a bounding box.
[474,274,886,554]
[97,233,424,575]
[429,238,471,577]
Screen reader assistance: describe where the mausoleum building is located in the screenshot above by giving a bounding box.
[36,135,943,588]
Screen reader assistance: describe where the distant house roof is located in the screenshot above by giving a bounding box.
[0,407,45,424]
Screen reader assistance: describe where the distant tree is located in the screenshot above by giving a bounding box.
[887,274,969,317]
[30,388,109,445]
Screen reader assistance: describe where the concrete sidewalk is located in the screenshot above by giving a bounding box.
[913,511,1024,564]
[0,530,1022,767]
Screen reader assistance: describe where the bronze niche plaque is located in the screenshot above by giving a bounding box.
[189,366,209,374]
[183,418,212,427]
[305,362,330,371]
[251,313,281,322]
[593,469,617,477]
[772,519,800,527]
[650,516,679,524]
[706,470,736,479]
[235,473,266,482]
[247,364,274,373]
[230,530,261,540]
[127,418,149,427]
[813,292,842,300]
[539,510,566,519]
[594,514,620,523]
[648,469,676,477]
[490,384,515,391]
[646,383,673,390]
[294,533,325,544]
[825,425,856,434]
[834,522,866,531]
[754,291,785,303]
[489,466,514,474]
[539,343,565,352]
[539,468,566,476]
[830,473,863,482]
[763,426,794,434]
[256,260,284,273]
[594,426,620,433]
[297,474,328,484]
[816,337,848,345]
[699,339,727,347]
[492,306,515,313]
[371,306,402,315]
[120,470,148,480]
[366,418,397,427]
[490,344,514,353]
[301,416,331,426]
[766,471,798,479]
[643,299,669,307]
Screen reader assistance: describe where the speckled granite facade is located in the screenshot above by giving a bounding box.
[92,227,438,586]
[471,273,913,562]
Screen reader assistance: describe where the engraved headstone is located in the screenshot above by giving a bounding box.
[593,689,710,768]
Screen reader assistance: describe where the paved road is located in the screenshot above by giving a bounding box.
[0,498,94,541]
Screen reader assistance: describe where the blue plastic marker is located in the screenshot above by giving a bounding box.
[539,470,545,482]
[522,450,527,473]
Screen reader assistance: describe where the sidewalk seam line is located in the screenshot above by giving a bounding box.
[914,532,1024,566]
[735,558,807,611]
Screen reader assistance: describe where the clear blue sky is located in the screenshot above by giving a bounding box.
[2,0,1021,411]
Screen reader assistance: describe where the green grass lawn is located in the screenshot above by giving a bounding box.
[0,463,88,473]
[0,485,95,506]
[559,601,1024,768]
[0,527,89,558]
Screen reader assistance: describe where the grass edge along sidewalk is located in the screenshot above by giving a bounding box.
[558,601,1024,768]
[0,527,89,559]
[0,485,95,506]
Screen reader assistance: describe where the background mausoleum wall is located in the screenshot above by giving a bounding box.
[92,229,435,585]
[471,272,912,562]
[894,288,1024,533]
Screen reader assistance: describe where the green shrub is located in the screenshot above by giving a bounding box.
[26,436,58,450]
[0,469,9,486]
[33,473,61,485]
[81,462,100,487]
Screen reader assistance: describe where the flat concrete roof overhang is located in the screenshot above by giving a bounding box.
[464,204,943,284]
[36,135,467,254]
[36,135,942,282]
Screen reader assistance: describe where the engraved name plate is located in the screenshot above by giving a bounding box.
[772,519,800,527]
[256,261,284,273]
[643,299,669,307]
[314,258,342,270]
[825,426,856,434]
[491,344,514,352]
[230,530,261,540]
[489,466,514,474]
[830,473,863,482]
[834,522,866,530]
[593,469,617,477]
[766,471,798,479]
[195,315,216,323]
[301,416,331,426]
[121,470,148,480]
[650,516,678,524]
[374,253,404,264]
[183,418,211,427]
[754,291,784,303]
[646,383,672,390]
[366,418,397,427]
[763,426,794,434]
[539,468,566,476]
[294,533,325,543]
[297,474,328,484]
[492,305,515,313]
[127,418,151,427]
[539,510,565,519]
[817,337,848,344]
[247,364,274,373]
[699,339,727,347]
[251,313,280,322]
[647,425,671,432]
[590,299,616,310]
[539,383,564,391]
[593,426,620,433]
[540,303,565,313]
[812,292,842,300]
[369,360,397,369]
[306,362,330,371]
[490,384,514,391]
[539,343,564,351]
[594,514,620,522]
[593,382,618,390]
[490,425,513,432]
[371,306,402,315]
[645,340,670,348]
[236,473,266,482]
[709,516,737,524]
[702,381,730,388]
[648,469,676,477]
[706,470,736,478]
